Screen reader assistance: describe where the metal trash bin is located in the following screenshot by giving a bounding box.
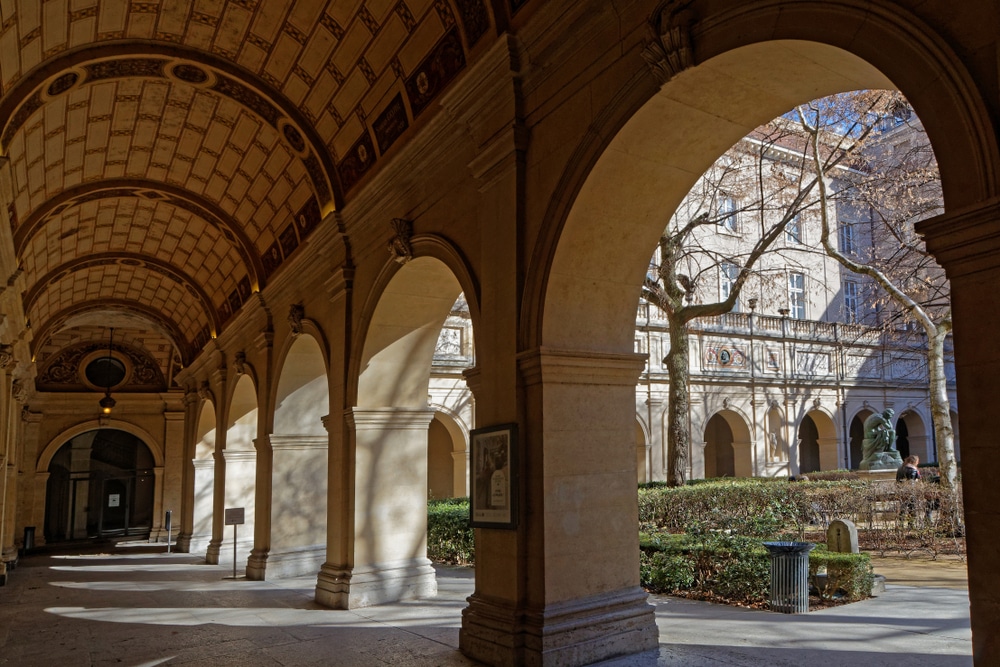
[22,526,35,554]
[763,541,816,614]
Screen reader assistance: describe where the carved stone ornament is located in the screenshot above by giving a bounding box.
[11,379,27,404]
[813,398,822,409]
[198,380,211,400]
[288,304,305,335]
[0,344,13,369]
[234,351,247,376]
[387,218,413,265]
[641,0,695,85]
[722,397,730,409]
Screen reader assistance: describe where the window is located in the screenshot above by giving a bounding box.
[838,222,856,255]
[843,280,860,323]
[788,272,805,319]
[720,262,740,311]
[718,196,738,233]
[785,214,802,244]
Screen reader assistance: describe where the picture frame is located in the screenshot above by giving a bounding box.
[469,423,518,529]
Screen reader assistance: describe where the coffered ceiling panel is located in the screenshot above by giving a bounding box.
[0,0,505,392]
[28,263,209,348]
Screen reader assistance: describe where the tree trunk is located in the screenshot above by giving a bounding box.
[665,320,691,486]
[927,326,958,489]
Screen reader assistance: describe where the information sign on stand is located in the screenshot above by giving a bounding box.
[224,507,245,580]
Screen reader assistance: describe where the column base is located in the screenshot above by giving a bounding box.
[264,544,325,579]
[315,558,437,609]
[175,533,192,553]
[246,548,269,580]
[460,587,658,667]
[205,539,222,565]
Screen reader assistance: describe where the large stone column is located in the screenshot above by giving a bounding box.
[246,434,271,581]
[919,200,1000,664]
[316,408,436,608]
[461,349,658,666]
[175,389,201,553]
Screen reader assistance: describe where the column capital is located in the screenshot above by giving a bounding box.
[916,197,1000,278]
[348,407,435,430]
[517,347,647,387]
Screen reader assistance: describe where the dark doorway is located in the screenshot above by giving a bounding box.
[896,418,910,460]
[704,414,736,478]
[798,415,821,474]
[45,429,155,542]
[849,416,865,469]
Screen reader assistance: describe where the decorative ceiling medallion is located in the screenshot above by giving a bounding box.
[167,62,214,87]
[278,118,308,156]
[40,68,85,101]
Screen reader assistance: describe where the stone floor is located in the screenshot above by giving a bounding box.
[0,542,972,666]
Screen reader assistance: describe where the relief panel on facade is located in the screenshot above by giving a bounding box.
[845,352,882,379]
[794,349,831,376]
[702,339,747,371]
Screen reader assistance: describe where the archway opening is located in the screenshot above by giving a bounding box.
[191,399,217,554]
[44,429,155,542]
[704,414,735,478]
[849,409,874,469]
[798,415,821,474]
[223,374,258,569]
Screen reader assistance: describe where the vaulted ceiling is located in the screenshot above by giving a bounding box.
[0,0,513,393]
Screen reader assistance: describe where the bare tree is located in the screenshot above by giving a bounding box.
[797,92,959,489]
[642,121,846,486]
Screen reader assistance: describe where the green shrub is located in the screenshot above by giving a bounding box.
[809,547,874,601]
[427,497,475,564]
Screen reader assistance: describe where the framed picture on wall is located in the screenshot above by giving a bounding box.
[469,423,518,529]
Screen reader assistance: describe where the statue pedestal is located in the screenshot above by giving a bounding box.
[855,469,897,482]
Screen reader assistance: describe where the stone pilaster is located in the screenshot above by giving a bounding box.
[460,348,657,666]
[315,407,436,608]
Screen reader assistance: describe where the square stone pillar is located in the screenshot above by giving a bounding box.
[460,349,658,666]
[918,199,1000,663]
[262,434,328,578]
[220,449,256,569]
[188,458,215,554]
[315,407,436,608]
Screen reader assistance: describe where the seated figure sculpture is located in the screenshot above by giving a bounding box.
[859,408,904,471]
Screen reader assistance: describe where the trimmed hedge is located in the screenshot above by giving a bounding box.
[640,532,875,606]
[427,497,475,564]
[809,545,875,601]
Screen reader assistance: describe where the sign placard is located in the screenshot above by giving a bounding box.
[224,507,245,525]
[108,494,120,508]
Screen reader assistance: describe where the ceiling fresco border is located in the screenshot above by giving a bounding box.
[0,43,339,212]
[34,299,194,366]
[23,252,222,337]
[14,179,266,290]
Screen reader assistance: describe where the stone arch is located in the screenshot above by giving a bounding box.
[701,409,753,479]
[222,373,258,570]
[265,333,330,578]
[896,409,929,462]
[351,238,480,407]
[635,417,650,484]
[191,399,217,554]
[528,5,998,354]
[36,419,163,473]
[428,410,469,499]
[273,333,329,436]
[42,428,157,542]
[849,408,875,470]
[323,252,475,608]
[799,409,839,474]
